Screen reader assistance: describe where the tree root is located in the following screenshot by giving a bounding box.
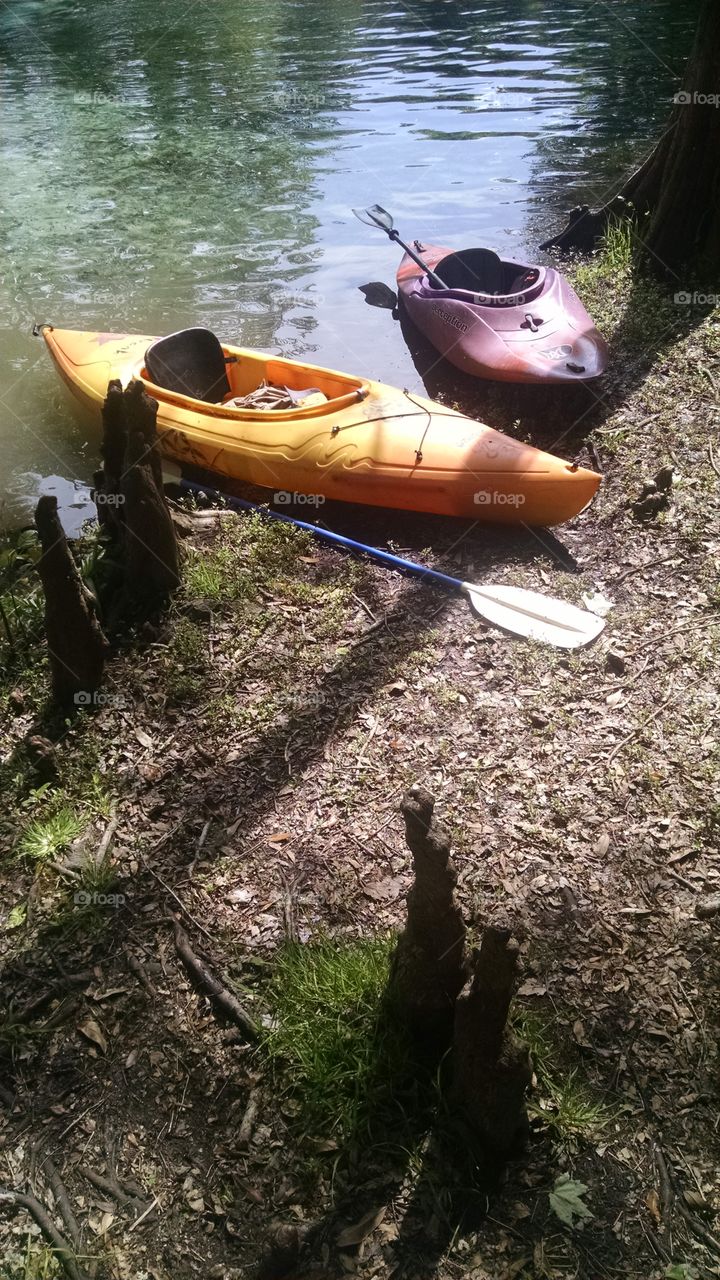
[173,920,258,1040]
[31,1147,82,1255]
[0,1185,90,1280]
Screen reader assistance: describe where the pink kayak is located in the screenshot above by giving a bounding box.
[396,241,608,384]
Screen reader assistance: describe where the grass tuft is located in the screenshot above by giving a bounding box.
[18,808,84,863]
[516,1011,614,1137]
[264,935,412,1140]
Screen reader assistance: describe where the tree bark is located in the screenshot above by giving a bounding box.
[389,784,467,1045]
[451,925,532,1159]
[123,422,180,602]
[541,0,720,273]
[97,379,180,605]
[95,379,128,538]
[34,496,108,707]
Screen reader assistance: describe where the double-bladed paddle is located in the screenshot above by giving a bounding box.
[174,476,605,650]
[353,204,449,291]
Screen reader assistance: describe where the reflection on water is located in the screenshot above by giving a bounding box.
[0,0,699,527]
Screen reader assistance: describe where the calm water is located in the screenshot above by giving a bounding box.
[0,0,699,529]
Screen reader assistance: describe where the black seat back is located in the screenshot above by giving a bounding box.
[434,248,505,294]
[145,327,230,403]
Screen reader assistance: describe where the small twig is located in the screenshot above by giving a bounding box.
[348,616,393,649]
[96,816,118,867]
[351,592,378,624]
[125,950,156,996]
[709,440,720,479]
[652,1140,674,1250]
[173,920,258,1040]
[0,1186,89,1280]
[187,818,211,881]
[633,615,720,653]
[238,1090,259,1147]
[604,683,675,769]
[613,554,685,587]
[127,1194,159,1232]
[142,860,214,941]
[355,721,379,773]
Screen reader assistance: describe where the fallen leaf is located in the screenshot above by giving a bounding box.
[77,1018,108,1054]
[337,1206,386,1248]
[646,1189,661,1223]
[549,1174,593,1228]
[517,979,547,997]
[362,878,403,902]
[135,728,153,750]
[267,832,291,845]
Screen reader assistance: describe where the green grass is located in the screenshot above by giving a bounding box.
[14,766,112,868]
[4,1240,64,1279]
[165,617,208,702]
[572,215,682,351]
[264,935,412,1140]
[516,1011,614,1138]
[18,807,84,863]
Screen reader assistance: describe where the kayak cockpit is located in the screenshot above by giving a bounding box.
[425,249,544,307]
[139,326,369,421]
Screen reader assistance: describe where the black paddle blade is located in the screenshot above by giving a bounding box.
[358,281,398,310]
[352,204,394,232]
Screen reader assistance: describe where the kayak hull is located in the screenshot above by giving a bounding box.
[40,326,600,527]
[397,244,608,384]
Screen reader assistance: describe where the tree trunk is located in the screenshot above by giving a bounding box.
[541,0,720,273]
[34,496,108,708]
[451,925,532,1160]
[389,784,467,1046]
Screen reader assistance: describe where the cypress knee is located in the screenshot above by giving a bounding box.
[122,425,179,601]
[34,495,108,707]
[389,784,467,1047]
[451,925,532,1160]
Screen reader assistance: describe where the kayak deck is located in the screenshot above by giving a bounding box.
[40,325,601,527]
[397,243,608,384]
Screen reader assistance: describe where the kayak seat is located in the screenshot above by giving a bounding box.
[434,248,505,294]
[145,327,231,403]
[433,249,539,299]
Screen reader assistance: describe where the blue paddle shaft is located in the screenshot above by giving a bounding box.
[178,478,464,596]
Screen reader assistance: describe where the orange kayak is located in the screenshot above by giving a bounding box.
[39,325,600,527]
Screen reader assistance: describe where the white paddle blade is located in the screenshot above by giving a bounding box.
[462,582,605,650]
